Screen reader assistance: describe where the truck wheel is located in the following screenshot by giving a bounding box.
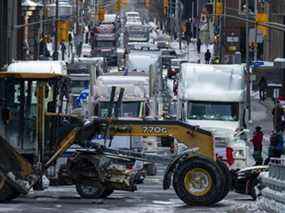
[213,160,232,202]
[249,178,258,201]
[0,176,20,202]
[173,157,222,206]
[76,181,105,199]
[145,163,157,176]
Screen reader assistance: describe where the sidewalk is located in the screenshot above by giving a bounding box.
[46,42,92,63]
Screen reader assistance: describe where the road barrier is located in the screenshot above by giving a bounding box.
[259,158,285,212]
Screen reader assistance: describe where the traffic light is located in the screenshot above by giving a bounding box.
[114,0,122,13]
[57,20,70,42]
[256,12,269,36]
[122,0,128,5]
[215,0,223,17]
[163,0,169,15]
[98,6,105,22]
[205,3,213,15]
[144,0,150,8]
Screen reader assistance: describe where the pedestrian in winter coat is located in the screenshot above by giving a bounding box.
[264,130,284,164]
[258,77,267,101]
[60,41,66,61]
[204,49,211,64]
[251,126,263,165]
[196,38,201,54]
[272,101,284,131]
[68,33,73,57]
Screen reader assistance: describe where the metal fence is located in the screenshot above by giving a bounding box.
[259,158,285,213]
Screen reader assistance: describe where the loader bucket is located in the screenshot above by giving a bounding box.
[0,136,33,202]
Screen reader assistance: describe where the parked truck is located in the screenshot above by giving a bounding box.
[177,63,250,169]
[90,72,157,175]
[91,24,119,66]
[126,24,150,44]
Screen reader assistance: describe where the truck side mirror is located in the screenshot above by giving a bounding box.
[2,108,11,125]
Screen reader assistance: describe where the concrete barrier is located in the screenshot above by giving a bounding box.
[259,158,285,212]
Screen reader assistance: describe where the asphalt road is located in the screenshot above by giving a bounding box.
[0,165,265,213]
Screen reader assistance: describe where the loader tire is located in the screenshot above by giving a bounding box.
[0,176,20,202]
[213,160,232,202]
[173,157,223,206]
[100,188,114,198]
[76,181,105,199]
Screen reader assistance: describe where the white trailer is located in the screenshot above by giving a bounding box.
[177,63,250,169]
[91,73,151,150]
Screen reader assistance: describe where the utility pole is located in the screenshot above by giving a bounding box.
[254,0,258,61]
[76,0,79,32]
[175,0,182,50]
[245,0,251,122]
[53,0,59,60]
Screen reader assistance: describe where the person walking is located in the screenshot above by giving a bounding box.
[251,126,263,165]
[68,32,73,58]
[258,76,267,101]
[196,38,201,54]
[272,100,284,131]
[60,41,66,61]
[39,35,46,57]
[204,49,211,64]
[265,129,284,164]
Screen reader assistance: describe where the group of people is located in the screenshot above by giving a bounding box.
[38,28,85,61]
[251,126,284,165]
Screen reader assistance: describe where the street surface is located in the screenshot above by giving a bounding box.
[0,166,264,213]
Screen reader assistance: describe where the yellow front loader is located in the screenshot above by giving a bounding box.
[0,71,231,206]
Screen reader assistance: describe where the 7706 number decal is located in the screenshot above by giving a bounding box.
[142,126,168,134]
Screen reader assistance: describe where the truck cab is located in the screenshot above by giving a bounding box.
[177,63,249,169]
[90,72,149,150]
[91,24,119,66]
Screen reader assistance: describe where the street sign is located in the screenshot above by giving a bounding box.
[252,61,265,68]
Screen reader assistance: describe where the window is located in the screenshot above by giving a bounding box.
[187,101,239,121]
[99,101,142,118]
[95,41,114,48]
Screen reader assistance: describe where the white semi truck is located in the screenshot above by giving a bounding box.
[90,72,157,175]
[177,63,250,169]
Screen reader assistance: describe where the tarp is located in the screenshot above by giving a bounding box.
[179,63,245,102]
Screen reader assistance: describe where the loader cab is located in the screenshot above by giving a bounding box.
[0,61,73,162]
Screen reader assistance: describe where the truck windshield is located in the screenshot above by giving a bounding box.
[96,41,114,48]
[100,101,142,118]
[187,101,239,121]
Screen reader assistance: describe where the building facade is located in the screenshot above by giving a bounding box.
[0,0,20,69]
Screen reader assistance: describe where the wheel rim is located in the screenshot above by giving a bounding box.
[80,183,100,195]
[184,168,213,196]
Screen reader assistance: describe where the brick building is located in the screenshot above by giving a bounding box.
[264,0,285,60]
